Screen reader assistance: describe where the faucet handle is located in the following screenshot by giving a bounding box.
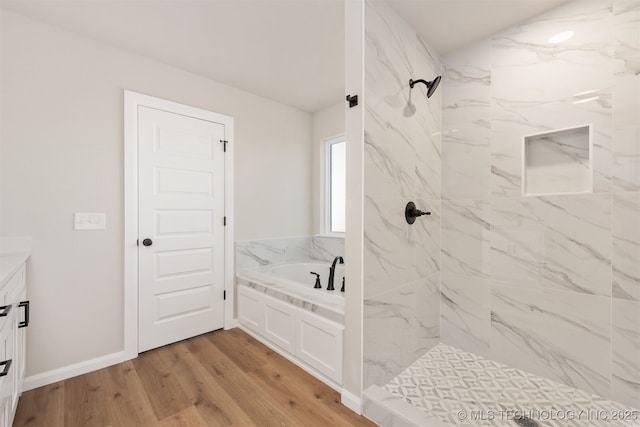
[310,272,322,289]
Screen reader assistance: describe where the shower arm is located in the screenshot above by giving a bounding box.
[409,79,429,88]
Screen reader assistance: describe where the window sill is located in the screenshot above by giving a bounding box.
[315,233,345,239]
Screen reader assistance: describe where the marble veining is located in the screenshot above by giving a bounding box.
[364,274,440,387]
[442,41,492,201]
[612,298,640,407]
[613,0,640,191]
[236,236,344,270]
[363,0,442,390]
[236,276,343,324]
[490,286,611,397]
[363,0,639,417]
[441,200,491,279]
[310,236,345,263]
[613,191,640,300]
[440,273,491,358]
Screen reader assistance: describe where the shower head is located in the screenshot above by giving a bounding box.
[409,76,441,98]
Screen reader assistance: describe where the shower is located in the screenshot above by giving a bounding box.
[409,75,441,98]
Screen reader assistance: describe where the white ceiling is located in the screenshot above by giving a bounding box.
[0,0,569,113]
[387,0,571,55]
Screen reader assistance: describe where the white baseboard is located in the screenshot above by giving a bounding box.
[23,350,128,392]
[341,388,362,414]
[224,319,238,330]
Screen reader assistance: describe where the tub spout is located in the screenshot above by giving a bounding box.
[327,256,344,291]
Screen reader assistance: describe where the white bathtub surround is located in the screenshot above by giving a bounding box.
[235,236,344,270]
[310,236,346,262]
[236,260,345,389]
[375,343,635,427]
[362,0,443,389]
[236,261,344,324]
[439,0,640,408]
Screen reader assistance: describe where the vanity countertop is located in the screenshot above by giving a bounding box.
[0,252,30,289]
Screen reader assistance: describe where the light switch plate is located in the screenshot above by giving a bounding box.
[74,213,106,230]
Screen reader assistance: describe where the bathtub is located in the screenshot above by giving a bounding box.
[236,260,345,388]
[237,261,345,317]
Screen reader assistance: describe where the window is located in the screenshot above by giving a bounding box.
[325,137,346,234]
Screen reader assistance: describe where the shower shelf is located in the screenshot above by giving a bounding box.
[522,124,593,197]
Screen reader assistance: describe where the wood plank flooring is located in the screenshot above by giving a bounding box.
[14,328,376,427]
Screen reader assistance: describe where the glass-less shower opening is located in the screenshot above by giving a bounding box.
[361,0,640,425]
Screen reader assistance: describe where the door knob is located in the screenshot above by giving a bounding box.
[142,238,153,246]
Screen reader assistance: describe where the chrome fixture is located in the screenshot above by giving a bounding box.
[327,256,344,291]
[409,75,442,98]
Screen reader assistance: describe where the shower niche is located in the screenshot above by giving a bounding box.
[522,124,593,196]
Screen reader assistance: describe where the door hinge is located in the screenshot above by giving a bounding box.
[224,290,227,300]
[136,239,139,246]
[224,216,227,226]
[219,139,228,152]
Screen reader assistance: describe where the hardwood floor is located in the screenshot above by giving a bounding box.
[14,328,376,427]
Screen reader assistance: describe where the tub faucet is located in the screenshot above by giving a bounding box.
[327,256,344,291]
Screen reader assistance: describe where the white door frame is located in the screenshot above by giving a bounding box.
[123,90,235,360]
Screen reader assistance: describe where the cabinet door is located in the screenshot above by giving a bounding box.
[0,317,13,427]
[16,289,27,397]
[263,295,296,354]
[237,286,264,332]
[295,310,343,383]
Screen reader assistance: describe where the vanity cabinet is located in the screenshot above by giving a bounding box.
[237,285,343,386]
[0,263,28,427]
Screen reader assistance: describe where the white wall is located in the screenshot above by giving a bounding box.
[0,9,312,378]
[343,0,364,410]
[311,102,345,234]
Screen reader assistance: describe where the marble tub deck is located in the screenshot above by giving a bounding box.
[364,344,639,427]
[236,272,345,324]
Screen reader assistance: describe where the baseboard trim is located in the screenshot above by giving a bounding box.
[23,351,128,392]
[341,388,362,414]
[224,319,239,330]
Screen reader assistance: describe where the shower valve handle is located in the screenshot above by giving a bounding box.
[405,201,431,225]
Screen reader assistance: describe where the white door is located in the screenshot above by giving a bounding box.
[138,106,226,352]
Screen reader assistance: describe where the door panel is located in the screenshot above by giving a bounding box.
[138,106,225,352]
[155,210,213,235]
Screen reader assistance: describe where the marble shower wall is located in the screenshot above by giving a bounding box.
[441,0,640,408]
[363,0,442,388]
